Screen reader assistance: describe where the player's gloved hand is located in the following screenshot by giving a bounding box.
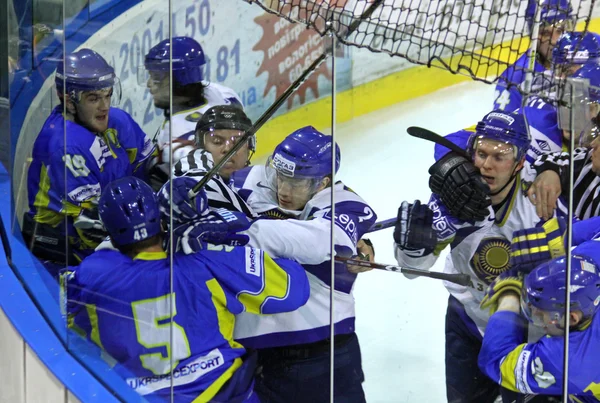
[174,208,252,254]
[510,217,567,274]
[158,177,209,224]
[480,269,523,315]
[394,200,437,257]
[74,208,108,245]
[428,151,491,222]
[347,238,375,274]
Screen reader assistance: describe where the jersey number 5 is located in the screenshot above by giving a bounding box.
[132,293,191,375]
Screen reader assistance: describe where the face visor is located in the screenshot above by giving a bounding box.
[558,77,600,147]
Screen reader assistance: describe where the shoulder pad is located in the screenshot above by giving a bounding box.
[185,112,203,122]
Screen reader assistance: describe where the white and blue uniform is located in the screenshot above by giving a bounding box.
[155,82,242,166]
[232,165,377,347]
[395,180,564,402]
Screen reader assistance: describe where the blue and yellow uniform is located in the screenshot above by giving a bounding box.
[493,51,546,112]
[25,106,153,261]
[479,239,600,402]
[64,245,309,402]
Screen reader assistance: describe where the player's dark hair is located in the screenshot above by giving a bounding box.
[116,233,164,258]
[173,82,207,106]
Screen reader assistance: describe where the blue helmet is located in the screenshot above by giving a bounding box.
[270,126,341,180]
[571,63,600,102]
[98,177,162,247]
[552,32,600,66]
[522,255,600,324]
[56,48,116,94]
[144,37,205,86]
[525,0,574,32]
[468,110,531,161]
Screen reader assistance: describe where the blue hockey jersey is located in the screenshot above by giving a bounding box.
[26,106,153,260]
[479,227,600,402]
[63,246,309,402]
[493,51,546,112]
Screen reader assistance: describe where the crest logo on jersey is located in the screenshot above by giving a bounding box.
[471,236,511,285]
[272,153,296,177]
[536,139,551,151]
[185,112,203,122]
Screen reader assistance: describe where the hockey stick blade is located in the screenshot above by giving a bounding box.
[406,126,471,159]
[188,0,384,199]
[367,217,395,233]
[336,257,471,287]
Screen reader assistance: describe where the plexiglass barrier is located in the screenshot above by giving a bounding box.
[8,0,600,402]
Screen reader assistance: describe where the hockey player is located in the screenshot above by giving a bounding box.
[395,110,558,403]
[23,49,153,268]
[167,127,377,402]
[528,64,600,220]
[478,243,600,401]
[63,176,309,402]
[143,37,246,189]
[493,0,574,112]
[432,33,600,222]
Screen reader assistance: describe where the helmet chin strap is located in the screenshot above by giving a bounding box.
[489,163,522,197]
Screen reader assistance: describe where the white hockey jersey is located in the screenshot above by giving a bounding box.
[232,165,378,348]
[156,82,242,165]
[395,177,546,334]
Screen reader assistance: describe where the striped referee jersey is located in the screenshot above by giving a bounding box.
[173,148,257,218]
[532,147,600,219]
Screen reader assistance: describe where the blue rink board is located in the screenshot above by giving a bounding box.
[0,170,144,399]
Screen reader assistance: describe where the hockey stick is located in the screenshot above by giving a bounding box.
[188,0,384,199]
[367,217,395,233]
[406,126,471,159]
[336,257,471,286]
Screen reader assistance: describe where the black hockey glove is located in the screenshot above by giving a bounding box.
[394,200,437,257]
[428,151,491,222]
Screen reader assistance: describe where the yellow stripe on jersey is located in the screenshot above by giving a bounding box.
[543,218,566,258]
[511,246,550,257]
[499,343,527,392]
[434,238,454,256]
[512,232,546,244]
[33,164,63,226]
[237,253,290,314]
[86,304,105,350]
[200,279,245,402]
[134,251,168,261]
[193,357,243,403]
[205,279,244,350]
[496,174,520,227]
[126,148,138,164]
[583,382,600,400]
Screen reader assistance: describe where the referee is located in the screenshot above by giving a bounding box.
[528,138,600,220]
